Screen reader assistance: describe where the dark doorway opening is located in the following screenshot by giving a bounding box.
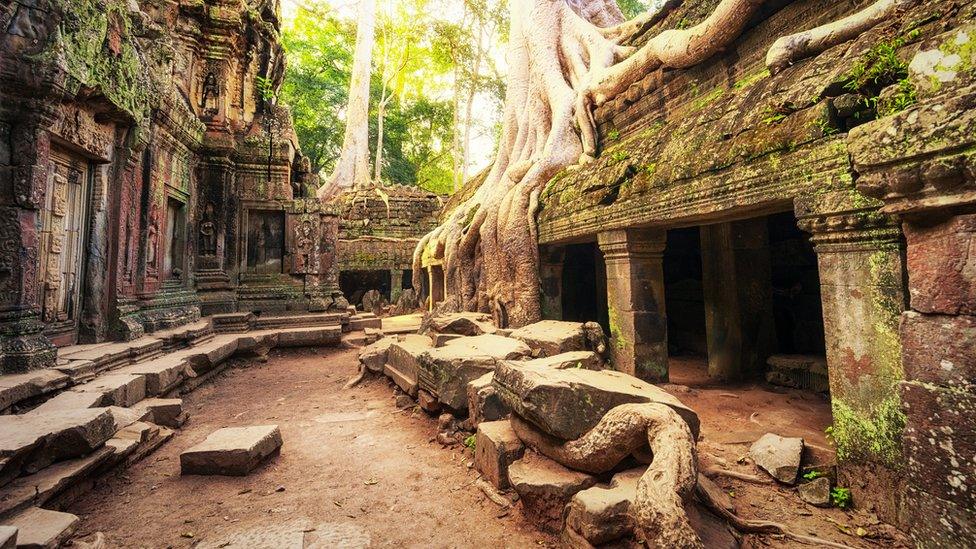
[340,270,392,308]
[767,212,826,356]
[560,242,609,336]
[401,269,413,290]
[664,227,706,358]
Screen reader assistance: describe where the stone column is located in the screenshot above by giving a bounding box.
[699,219,776,381]
[597,228,668,382]
[539,246,564,320]
[849,85,976,542]
[797,191,907,523]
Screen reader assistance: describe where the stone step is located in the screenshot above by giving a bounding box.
[0,447,114,518]
[348,313,382,331]
[3,507,78,549]
[0,372,70,414]
[252,312,346,331]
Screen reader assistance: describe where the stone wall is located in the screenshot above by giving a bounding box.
[0,0,343,371]
[534,0,975,539]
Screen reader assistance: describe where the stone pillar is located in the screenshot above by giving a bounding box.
[597,228,668,382]
[539,246,564,320]
[390,268,403,302]
[849,86,976,542]
[699,219,776,381]
[797,191,907,523]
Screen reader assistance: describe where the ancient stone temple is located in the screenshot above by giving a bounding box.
[0,0,345,372]
[333,184,440,308]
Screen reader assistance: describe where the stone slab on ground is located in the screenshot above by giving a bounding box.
[0,408,116,486]
[427,312,496,336]
[131,398,187,428]
[72,373,147,407]
[441,334,530,360]
[5,507,78,549]
[565,468,644,545]
[0,526,15,549]
[276,326,343,347]
[0,371,71,413]
[115,356,189,396]
[0,446,115,518]
[467,373,510,425]
[522,351,603,371]
[493,360,700,441]
[358,337,397,373]
[385,335,432,396]
[798,476,831,506]
[508,320,591,357]
[509,452,597,534]
[180,425,282,476]
[29,391,104,414]
[474,420,525,489]
[750,432,804,484]
[418,346,499,413]
[349,313,382,331]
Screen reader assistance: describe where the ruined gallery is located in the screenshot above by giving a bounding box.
[0,0,972,546]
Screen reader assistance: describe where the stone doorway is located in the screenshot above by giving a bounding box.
[37,146,92,346]
[560,242,609,335]
[339,269,392,308]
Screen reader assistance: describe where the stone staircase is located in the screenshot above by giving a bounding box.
[0,309,382,546]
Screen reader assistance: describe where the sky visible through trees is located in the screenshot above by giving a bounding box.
[280,0,660,195]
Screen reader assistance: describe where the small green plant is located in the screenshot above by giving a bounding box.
[606,129,620,141]
[824,425,835,443]
[831,487,853,509]
[608,150,630,164]
[802,470,825,481]
[841,35,918,117]
[463,434,477,450]
[255,75,276,103]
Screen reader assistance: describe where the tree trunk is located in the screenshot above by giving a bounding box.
[317,0,376,199]
[374,98,386,184]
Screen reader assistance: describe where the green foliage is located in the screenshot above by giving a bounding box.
[802,470,825,481]
[842,34,919,118]
[608,150,630,164]
[606,129,620,142]
[831,487,853,509]
[463,434,477,449]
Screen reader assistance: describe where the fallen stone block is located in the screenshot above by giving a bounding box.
[509,452,597,533]
[0,408,116,485]
[565,468,644,545]
[798,476,831,507]
[5,507,78,549]
[116,356,189,396]
[277,326,342,347]
[115,421,160,444]
[523,351,603,371]
[72,373,147,407]
[508,320,606,358]
[131,398,187,428]
[750,432,804,484]
[417,390,441,414]
[180,425,282,476]
[51,360,97,383]
[427,312,496,336]
[29,391,104,414]
[475,420,525,489]
[493,360,699,441]
[467,373,510,425]
[358,337,397,373]
[0,370,71,413]
[184,335,241,375]
[104,406,143,433]
[441,334,530,360]
[349,313,382,331]
[418,346,499,414]
[0,526,15,549]
[385,335,432,396]
[0,446,115,517]
[363,327,384,345]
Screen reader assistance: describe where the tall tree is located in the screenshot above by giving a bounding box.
[317,0,377,199]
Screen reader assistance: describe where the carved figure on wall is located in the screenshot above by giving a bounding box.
[146,204,160,269]
[199,202,217,256]
[200,70,220,116]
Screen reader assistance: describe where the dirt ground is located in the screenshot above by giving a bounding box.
[67,346,909,548]
[68,345,550,548]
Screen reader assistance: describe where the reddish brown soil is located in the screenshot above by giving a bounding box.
[68,346,551,548]
[67,347,908,548]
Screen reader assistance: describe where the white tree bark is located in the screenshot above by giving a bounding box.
[317,0,376,200]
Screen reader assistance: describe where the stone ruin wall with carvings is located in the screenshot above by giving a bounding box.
[0,0,344,373]
[526,0,976,544]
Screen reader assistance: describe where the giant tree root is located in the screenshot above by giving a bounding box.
[511,403,702,548]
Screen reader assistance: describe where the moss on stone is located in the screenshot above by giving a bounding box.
[831,396,906,469]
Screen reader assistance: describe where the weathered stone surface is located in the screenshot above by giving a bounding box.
[361,290,387,315]
[474,420,525,489]
[750,433,804,484]
[901,311,976,391]
[131,398,187,429]
[116,356,189,395]
[905,484,976,549]
[29,391,104,414]
[522,351,603,371]
[432,333,463,347]
[467,373,510,425]
[798,476,831,507]
[276,326,342,347]
[417,390,441,414]
[427,312,496,336]
[180,425,283,476]
[0,408,116,485]
[349,313,382,331]
[442,334,530,359]
[901,380,976,510]
[418,349,496,414]
[0,526,15,549]
[509,452,597,533]
[493,361,699,441]
[72,373,147,407]
[565,468,643,545]
[0,447,114,518]
[5,507,78,549]
[358,337,397,373]
[0,370,71,413]
[903,214,976,316]
[508,320,589,357]
[384,335,433,396]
